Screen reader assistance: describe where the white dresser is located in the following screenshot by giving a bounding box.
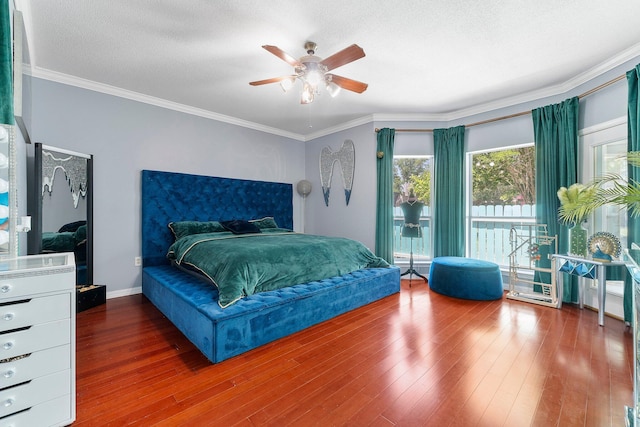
[0,253,76,427]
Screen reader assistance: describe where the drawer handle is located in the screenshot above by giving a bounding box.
[3,313,13,321]
[3,398,13,407]
[2,342,13,350]
[3,369,14,378]
[0,285,10,293]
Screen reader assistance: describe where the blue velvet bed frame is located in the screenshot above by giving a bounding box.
[141,170,400,363]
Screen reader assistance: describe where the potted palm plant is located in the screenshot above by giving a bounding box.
[557,183,595,256]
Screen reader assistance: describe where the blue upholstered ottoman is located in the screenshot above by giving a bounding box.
[428,257,503,300]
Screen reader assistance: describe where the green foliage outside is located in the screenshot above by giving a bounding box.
[393,158,431,206]
[393,146,535,208]
[472,147,535,205]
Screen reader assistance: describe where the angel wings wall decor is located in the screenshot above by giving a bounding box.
[320,139,355,206]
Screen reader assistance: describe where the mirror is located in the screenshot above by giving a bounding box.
[27,143,93,284]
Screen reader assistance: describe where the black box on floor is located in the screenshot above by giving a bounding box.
[76,284,106,313]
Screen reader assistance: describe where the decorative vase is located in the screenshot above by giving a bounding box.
[568,222,588,257]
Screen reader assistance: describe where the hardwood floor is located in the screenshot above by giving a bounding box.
[74,280,634,426]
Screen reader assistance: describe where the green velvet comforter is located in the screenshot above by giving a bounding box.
[167,229,389,308]
[42,231,76,252]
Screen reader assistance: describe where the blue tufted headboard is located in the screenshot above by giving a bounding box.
[141,170,293,267]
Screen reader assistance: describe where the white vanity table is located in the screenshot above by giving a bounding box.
[0,252,75,426]
[551,253,625,326]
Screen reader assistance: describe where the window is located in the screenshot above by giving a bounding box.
[581,119,628,304]
[468,145,536,266]
[393,156,432,261]
[590,138,627,297]
[592,139,627,248]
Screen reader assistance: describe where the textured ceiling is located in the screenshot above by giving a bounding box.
[14,0,640,140]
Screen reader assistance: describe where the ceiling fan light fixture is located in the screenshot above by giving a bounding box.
[250,41,367,104]
[303,65,325,87]
[326,81,341,98]
[301,84,315,104]
[280,76,295,92]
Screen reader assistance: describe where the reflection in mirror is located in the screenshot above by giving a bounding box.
[28,143,93,284]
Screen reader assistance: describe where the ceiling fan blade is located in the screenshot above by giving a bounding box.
[327,74,368,93]
[262,45,302,67]
[249,76,294,86]
[320,44,365,71]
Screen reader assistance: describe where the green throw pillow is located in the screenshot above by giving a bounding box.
[168,221,226,240]
[249,217,279,229]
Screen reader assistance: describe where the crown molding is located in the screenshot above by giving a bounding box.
[304,115,376,141]
[304,112,451,141]
[332,43,640,135]
[372,113,450,122]
[26,67,307,142]
[568,41,640,88]
[24,41,640,142]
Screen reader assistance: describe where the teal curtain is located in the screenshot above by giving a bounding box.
[532,97,579,302]
[433,125,465,257]
[375,128,395,263]
[1,0,13,124]
[625,64,640,323]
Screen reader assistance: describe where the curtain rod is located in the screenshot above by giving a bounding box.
[374,73,626,133]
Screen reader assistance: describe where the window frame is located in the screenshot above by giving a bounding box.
[392,154,433,263]
[465,143,536,267]
[581,117,628,301]
[582,117,628,244]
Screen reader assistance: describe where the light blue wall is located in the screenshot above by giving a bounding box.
[305,55,640,259]
[25,78,305,296]
[303,123,377,250]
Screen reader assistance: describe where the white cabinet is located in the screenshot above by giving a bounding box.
[0,253,75,427]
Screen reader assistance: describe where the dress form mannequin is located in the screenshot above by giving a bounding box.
[400,198,424,238]
[400,195,428,284]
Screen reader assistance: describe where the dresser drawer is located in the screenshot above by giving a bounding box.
[0,394,72,427]
[0,345,70,389]
[0,294,70,333]
[0,369,71,418]
[0,319,70,360]
[0,269,74,300]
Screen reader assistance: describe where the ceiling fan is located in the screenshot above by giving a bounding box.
[249,41,368,104]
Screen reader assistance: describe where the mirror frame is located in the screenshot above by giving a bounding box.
[28,143,93,284]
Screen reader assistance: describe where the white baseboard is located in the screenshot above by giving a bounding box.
[584,280,624,320]
[106,286,142,300]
